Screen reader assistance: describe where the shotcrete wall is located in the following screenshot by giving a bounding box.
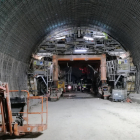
[0,52,28,97]
[1,0,140,94]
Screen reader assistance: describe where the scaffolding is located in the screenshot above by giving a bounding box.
[44,61,53,92]
[107,60,117,82]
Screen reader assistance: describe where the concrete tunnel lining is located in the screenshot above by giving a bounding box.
[0,0,140,94]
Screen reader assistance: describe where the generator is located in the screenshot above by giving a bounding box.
[112,89,127,101]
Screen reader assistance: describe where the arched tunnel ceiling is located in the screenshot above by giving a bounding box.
[1,0,140,64]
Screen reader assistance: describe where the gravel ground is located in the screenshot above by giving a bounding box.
[2,97,140,140]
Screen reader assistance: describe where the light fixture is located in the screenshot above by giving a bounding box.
[68,85,72,89]
[120,54,126,59]
[83,36,94,41]
[55,36,65,40]
[37,53,52,56]
[32,54,43,60]
[94,35,105,38]
[74,49,87,53]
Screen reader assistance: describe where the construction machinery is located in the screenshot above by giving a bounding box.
[107,57,136,101]
[0,83,48,136]
[29,28,137,101]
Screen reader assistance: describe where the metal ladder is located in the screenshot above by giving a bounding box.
[107,60,117,81]
[44,61,53,92]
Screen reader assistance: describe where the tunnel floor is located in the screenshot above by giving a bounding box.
[63,91,94,99]
[2,98,140,140]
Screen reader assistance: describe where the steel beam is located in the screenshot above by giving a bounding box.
[52,55,58,82]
